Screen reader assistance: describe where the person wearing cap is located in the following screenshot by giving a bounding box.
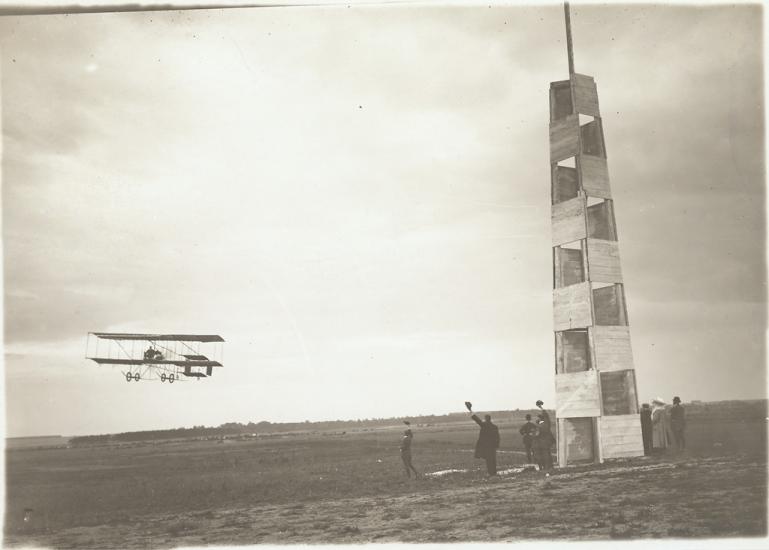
[534,400,556,471]
[467,405,500,476]
[399,429,419,478]
[519,414,538,464]
[640,403,653,455]
[651,397,671,453]
[669,396,686,451]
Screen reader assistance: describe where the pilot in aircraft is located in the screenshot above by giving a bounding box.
[143,347,163,361]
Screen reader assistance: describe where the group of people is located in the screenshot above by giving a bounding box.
[640,395,686,455]
[398,400,556,479]
[518,404,556,471]
[469,400,556,476]
[399,396,688,478]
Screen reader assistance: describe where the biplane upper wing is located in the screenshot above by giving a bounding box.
[91,333,225,343]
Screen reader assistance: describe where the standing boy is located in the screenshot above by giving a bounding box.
[400,429,419,478]
[519,414,538,463]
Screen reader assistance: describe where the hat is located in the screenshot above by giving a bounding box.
[673,396,681,404]
[652,397,666,405]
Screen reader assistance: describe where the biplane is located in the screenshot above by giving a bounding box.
[85,333,225,383]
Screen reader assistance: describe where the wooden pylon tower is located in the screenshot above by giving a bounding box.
[550,3,644,466]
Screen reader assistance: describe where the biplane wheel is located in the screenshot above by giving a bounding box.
[168,373,175,384]
[160,373,167,382]
[133,373,141,382]
[125,372,132,382]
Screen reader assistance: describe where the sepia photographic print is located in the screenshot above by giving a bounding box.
[1,1,767,548]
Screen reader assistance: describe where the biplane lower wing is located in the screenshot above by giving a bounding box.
[90,358,222,367]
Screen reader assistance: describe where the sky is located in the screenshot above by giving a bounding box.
[1,2,765,437]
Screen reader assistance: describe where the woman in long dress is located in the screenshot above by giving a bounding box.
[651,398,671,453]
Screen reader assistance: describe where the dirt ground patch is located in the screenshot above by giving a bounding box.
[5,407,767,547]
[5,453,766,547]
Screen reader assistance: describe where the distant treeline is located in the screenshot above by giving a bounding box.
[69,425,247,446]
[67,399,767,447]
[67,412,499,446]
[679,399,766,420]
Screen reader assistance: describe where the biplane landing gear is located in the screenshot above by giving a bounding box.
[160,373,167,383]
[125,372,133,382]
[133,372,141,382]
[168,373,175,384]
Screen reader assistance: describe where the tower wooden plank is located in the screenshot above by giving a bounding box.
[587,238,623,283]
[552,196,587,246]
[557,418,567,466]
[555,370,601,418]
[593,326,634,372]
[553,281,593,331]
[580,154,611,198]
[550,114,580,162]
[600,414,644,458]
[571,73,600,117]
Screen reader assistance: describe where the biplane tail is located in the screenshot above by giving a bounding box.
[183,365,212,378]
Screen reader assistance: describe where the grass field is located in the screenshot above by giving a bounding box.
[4,401,767,547]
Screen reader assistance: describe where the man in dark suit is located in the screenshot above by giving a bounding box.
[640,403,653,455]
[519,414,538,463]
[466,402,500,476]
[534,400,555,471]
[669,396,686,451]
